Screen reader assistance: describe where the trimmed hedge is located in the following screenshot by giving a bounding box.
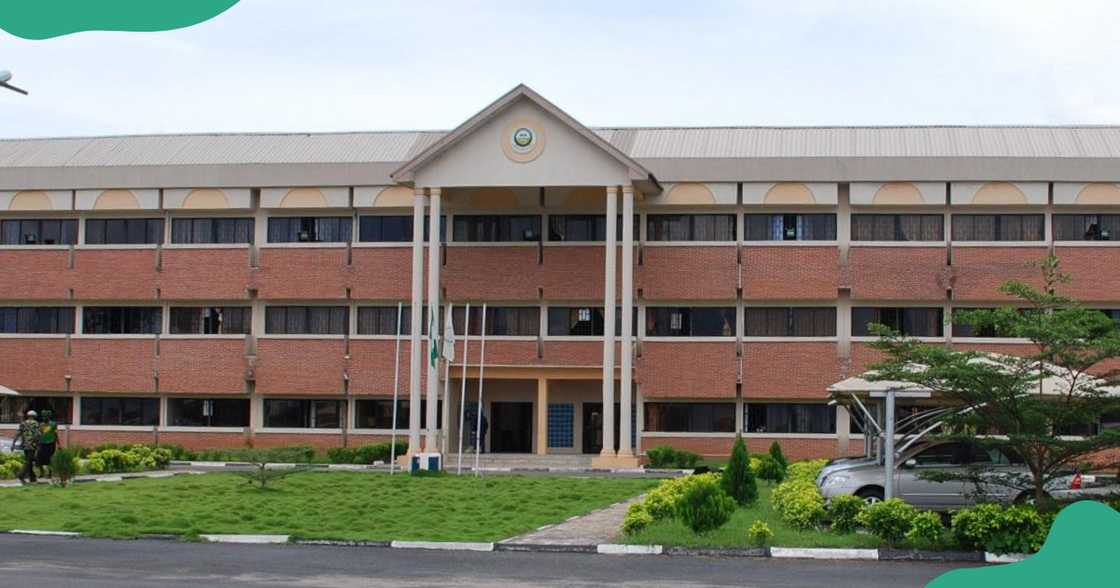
[646,445,701,469]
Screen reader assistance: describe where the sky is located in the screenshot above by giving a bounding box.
[1,0,1120,138]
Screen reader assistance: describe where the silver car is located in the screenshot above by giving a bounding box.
[817,441,1093,509]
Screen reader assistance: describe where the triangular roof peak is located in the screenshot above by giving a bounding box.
[391,84,659,193]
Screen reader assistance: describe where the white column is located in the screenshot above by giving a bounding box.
[601,186,618,457]
[408,188,426,454]
[425,188,442,453]
[618,186,635,456]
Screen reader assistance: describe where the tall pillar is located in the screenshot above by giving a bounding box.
[601,186,618,457]
[425,188,442,453]
[536,378,548,456]
[618,186,635,456]
[408,188,426,455]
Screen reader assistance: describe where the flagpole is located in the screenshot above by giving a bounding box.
[474,304,488,476]
[389,302,403,475]
[441,304,453,455]
[456,303,470,475]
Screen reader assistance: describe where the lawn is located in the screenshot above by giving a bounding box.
[626,483,880,549]
[0,472,656,542]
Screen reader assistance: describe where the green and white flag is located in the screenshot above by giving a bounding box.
[429,311,440,368]
[442,304,456,362]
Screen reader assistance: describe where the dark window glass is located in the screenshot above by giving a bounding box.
[647,214,736,241]
[265,306,348,335]
[358,215,445,242]
[453,215,541,242]
[746,403,836,433]
[644,403,735,433]
[745,214,836,241]
[951,214,1044,241]
[80,397,159,426]
[0,219,78,245]
[263,399,342,429]
[0,396,72,424]
[547,215,638,242]
[1053,214,1120,241]
[645,307,736,337]
[82,307,161,335]
[168,398,250,427]
[357,306,410,335]
[547,307,636,336]
[354,399,443,429]
[0,307,75,334]
[84,218,164,245]
[744,307,836,337]
[851,214,944,241]
[169,307,251,335]
[451,306,539,336]
[852,307,943,337]
[266,217,353,243]
[170,218,254,244]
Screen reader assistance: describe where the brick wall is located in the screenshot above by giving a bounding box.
[348,339,417,395]
[0,249,70,300]
[69,338,157,393]
[1055,246,1120,303]
[743,246,839,301]
[255,247,349,300]
[743,342,840,400]
[72,249,159,300]
[443,246,539,301]
[350,247,413,300]
[637,341,737,399]
[254,338,346,395]
[848,246,948,301]
[160,248,251,300]
[0,338,68,391]
[639,246,737,300]
[950,246,1049,301]
[541,245,607,301]
[158,339,248,394]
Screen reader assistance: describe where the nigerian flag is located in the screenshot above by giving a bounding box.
[429,311,440,367]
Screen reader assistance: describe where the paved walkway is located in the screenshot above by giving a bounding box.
[0,469,199,489]
[503,495,645,545]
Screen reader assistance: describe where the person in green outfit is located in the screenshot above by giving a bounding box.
[36,410,58,480]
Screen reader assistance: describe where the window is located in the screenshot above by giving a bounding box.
[644,403,735,433]
[453,215,541,242]
[170,218,254,244]
[357,306,409,335]
[267,217,352,243]
[452,306,539,336]
[547,307,636,336]
[169,307,251,335]
[263,399,342,428]
[647,214,736,241]
[354,399,443,429]
[547,404,575,448]
[80,397,159,426]
[744,307,836,337]
[0,219,78,245]
[0,397,72,424]
[358,215,445,242]
[82,307,161,335]
[1053,214,1120,241]
[645,307,735,337]
[952,307,1030,338]
[168,398,250,427]
[851,214,943,241]
[547,215,638,242]
[0,307,75,334]
[265,306,348,335]
[85,218,164,245]
[745,214,836,241]
[852,307,943,337]
[951,214,1044,241]
[746,403,835,434]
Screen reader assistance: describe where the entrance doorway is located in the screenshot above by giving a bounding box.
[581,402,621,454]
[490,402,533,453]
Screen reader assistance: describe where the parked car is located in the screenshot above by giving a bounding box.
[817,440,1113,509]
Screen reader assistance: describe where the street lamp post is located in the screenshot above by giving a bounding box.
[0,71,29,95]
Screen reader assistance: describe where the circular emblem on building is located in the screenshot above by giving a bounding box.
[502,119,545,163]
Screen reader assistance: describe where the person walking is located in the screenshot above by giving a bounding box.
[36,410,58,480]
[13,409,41,485]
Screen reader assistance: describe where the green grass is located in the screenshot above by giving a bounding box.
[626,483,881,549]
[0,472,655,542]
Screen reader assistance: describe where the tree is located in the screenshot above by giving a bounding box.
[768,441,789,473]
[721,435,758,506]
[233,451,308,489]
[867,255,1120,506]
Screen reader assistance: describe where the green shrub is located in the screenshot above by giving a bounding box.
[85,448,138,474]
[768,441,789,473]
[747,520,774,547]
[721,436,758,507]
[0,453,23,479]
[50,447,81,486]
[907,511,945,546]
[952,504,1048,555]
[155,444,195,461]
[827,494,865,534]
[675,474,736,534]
[327,447,357,464]
[643,473,722,521]
[646,445,701,469]
[755,454,786,483]
[786,459,828,484]
[353,441,408,464]
[622,502,654,535]
[857,498,915,547]
[772,479,825,530]
[196,445,317,464]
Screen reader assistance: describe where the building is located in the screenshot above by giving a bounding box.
[2,84,1120,465]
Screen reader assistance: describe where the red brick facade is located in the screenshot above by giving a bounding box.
[848,246,948,301]
[742,246,839,301]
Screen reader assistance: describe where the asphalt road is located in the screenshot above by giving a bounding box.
[0,535,976,587]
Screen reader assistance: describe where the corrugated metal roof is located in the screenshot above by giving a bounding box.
[1,126,1120,170]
